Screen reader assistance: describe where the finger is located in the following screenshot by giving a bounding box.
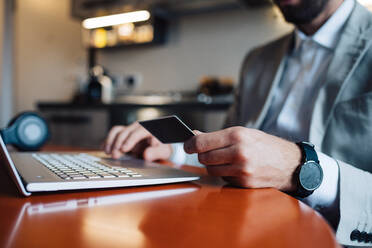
[222,176,251,188]
[193,130,203,135]
[130,137,161,158]
[143,144,172,162]
[205,164,240,177]
[120,127,151,153]
[111,123,139,153]
[184,128,237,154]
[104,126,124,153]
[198,145,238,165]
[112,149,124,159]
[130,139,149,158]
[149,136,161,146]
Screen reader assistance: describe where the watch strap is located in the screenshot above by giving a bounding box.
[297,142,319,163]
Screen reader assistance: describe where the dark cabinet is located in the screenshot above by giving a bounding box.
[38,100,231,148]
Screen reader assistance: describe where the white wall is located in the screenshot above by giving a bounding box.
[0,0,3,110]
[98,7,293,92]
[0,0,13,128]
[13,2,293,112]
[14,0,86,112]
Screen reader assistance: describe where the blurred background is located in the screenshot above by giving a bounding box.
[1,0,371,149]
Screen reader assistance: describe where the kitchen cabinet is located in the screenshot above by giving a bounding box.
[38,98,232,148]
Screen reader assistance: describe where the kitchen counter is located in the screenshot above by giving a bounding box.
[37,96,233,148]
[37,94,233,110]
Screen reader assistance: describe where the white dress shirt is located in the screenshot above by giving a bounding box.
[171,0,355,213]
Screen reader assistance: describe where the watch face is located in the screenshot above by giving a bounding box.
[299,161,323,191]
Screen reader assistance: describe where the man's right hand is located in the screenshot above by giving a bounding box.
[104,122,172,161]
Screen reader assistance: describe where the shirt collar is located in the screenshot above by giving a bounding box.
[294,0,355,51]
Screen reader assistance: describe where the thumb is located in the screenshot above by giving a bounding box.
[184,130,204,154]
[143,144,172,162]
[193,130,203,135]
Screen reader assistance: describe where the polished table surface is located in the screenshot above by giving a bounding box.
[0,149,340,248]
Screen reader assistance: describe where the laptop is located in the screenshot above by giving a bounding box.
[0,135,199,197]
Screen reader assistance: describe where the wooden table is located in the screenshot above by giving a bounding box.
[0,150,340,248]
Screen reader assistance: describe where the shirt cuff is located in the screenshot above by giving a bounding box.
[169,143,204,167]
[302,150,339,208]
[169,143,187,165]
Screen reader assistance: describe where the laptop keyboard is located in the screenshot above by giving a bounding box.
[32,153,143,180]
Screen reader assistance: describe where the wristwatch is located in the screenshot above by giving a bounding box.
[292,142,323,198]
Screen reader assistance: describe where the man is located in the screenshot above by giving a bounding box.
[104,0,372,246]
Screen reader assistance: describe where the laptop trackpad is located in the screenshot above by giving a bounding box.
[101,156,163,169]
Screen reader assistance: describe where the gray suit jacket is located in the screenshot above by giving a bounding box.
[225,2,372,246]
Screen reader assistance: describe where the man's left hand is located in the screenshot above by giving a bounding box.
[184,127,302,191]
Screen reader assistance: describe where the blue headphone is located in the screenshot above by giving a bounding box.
[0,112,49,151]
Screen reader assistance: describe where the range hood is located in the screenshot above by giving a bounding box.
[72,0,272,19]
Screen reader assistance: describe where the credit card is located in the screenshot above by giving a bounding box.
[139,115,195,144]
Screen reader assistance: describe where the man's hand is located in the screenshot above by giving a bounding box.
[184,127,302,191]
[104,122,172,161]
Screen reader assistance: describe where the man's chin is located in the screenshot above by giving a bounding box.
[274,0,300,7]
[275,0,330,25]
[274,0,301,8]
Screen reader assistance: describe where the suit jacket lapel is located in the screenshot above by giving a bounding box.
[246,34,293,129]
[309,3,372,148]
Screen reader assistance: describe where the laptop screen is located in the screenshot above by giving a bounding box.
[0,135,31,196]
